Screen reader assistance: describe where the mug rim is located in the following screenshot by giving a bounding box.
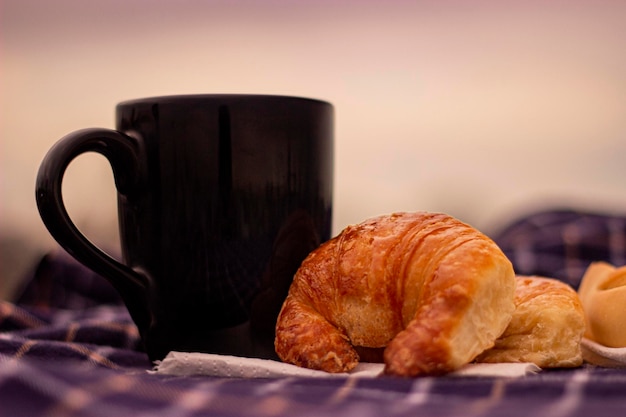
[117,94,332,108]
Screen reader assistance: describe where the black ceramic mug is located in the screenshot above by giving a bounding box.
[36,94,333,361]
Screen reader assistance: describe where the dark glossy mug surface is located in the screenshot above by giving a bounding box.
[36,95,333,361]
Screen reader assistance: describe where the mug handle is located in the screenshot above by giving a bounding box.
[35,128,151,332]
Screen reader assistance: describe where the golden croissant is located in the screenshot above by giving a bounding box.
[476,275,584,368]
[274,212,516,376]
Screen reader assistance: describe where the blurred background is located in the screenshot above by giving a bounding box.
[2,0,625,300]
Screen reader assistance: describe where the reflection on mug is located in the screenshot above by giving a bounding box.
[251,209,322,358]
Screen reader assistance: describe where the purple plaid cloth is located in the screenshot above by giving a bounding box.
[2,209,626,417]
[492,209,626,289]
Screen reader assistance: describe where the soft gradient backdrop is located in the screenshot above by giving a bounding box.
[2,0,625,298]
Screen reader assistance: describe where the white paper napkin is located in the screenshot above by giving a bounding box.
[151,351,541,378]
[581,338,626,367]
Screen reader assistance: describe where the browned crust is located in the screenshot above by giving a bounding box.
[274,212,516,376]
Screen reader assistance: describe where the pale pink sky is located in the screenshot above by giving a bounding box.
[2,0,626,265]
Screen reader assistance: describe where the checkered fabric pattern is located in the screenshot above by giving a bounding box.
[2,209,626,417]
[492,209,626,289]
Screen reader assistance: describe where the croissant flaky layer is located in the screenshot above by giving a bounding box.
[476,276,585,368]
[274,212,516,376]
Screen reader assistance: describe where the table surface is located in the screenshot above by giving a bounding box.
[3,209,626,417]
